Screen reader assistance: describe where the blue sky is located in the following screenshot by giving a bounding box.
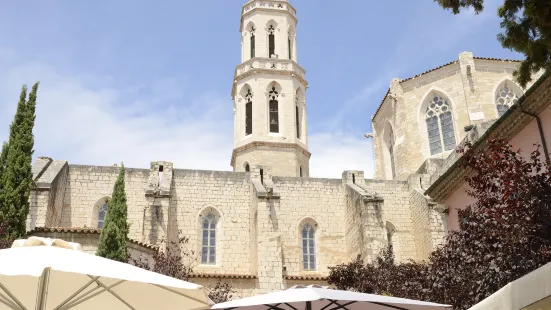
[0,0,523,178]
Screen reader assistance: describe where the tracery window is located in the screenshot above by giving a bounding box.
[250,26,256,59]
[302,224,316,270]
[268,25,276,57]
[425,96,456,155]
[496,85,519,117]
[245,88,253,135]
[98,203,108,228]
[201,214,217,265]
[269,87,279,133]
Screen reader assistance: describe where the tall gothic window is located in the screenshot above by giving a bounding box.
[295,105,300,139]
[388,128,396,179]
[201,214,217,265]
[496,84,519,117]
[250,26,256,59]
[269,87,279,133]
[268,25,275,57]
[98,203,108,228]
[302,224,316,270]
[425,95,456,155]
[288,31,292,60]
[245,88,253,135]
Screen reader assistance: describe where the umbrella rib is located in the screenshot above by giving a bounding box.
[367,302,410,310]
[52,276,100,310]
[88,277,136,310]
[58,279,125,310]
[0,281,28,310]
[320,300,339,310]
[283,303,298,310]
[152,283,210,306]
[36,268,51,310]
[326,301,357,310]
[0,291,22,310]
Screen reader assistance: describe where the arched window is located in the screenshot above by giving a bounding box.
[250,26,256,59]
[386,221,396,256]
[201,214,217,265]
[299,166,303,177]
[245,162,250,172]
[268,25,276,58]
[288,31,292,60]
[98,203,108,228]
[425,95,456,155]
[269,87,279,133]
[245,88,253,135]
[496,83,520,117]
[295,105,300,138]
[302,223,316,270]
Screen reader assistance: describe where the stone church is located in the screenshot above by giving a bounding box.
[26,0,543,298]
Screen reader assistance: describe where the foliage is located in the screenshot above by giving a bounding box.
[130,230,234,303]
[434,0,551,88]
[0,221,13,250]
[0,142,8,192]
[328,138,551,309]
[97,164,129,262]
[0,82,39,239]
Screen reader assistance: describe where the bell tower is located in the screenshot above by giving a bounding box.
[230,0,310,178]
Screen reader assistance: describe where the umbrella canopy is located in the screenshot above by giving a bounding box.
[213,285,451,310]
[0,237,212,310]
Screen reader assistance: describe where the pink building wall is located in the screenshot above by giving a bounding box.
[443,102,551,231]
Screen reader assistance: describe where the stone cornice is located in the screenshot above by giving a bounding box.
[231,141,311,167]
[232,58,308,97]
[425,72,551,202]
[240,0,297,32]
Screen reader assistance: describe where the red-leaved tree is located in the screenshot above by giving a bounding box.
[329,138,551,309]
[130,230,234,303]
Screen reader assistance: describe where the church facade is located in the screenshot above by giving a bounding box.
[25,0,543,298]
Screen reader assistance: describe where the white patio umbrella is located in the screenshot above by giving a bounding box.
[213,285,451,310]
[0,237,212,310]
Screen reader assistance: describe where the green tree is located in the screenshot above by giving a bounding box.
[0,82,39,239]
[97,164,129,262]
[0,142,8,192]
[434,0,551,88]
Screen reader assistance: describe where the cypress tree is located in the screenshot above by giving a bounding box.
[0,142,8,192]
[97,164,129,262]
[0,82,39,239]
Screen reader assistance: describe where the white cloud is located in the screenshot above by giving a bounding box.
[0,58,373,179]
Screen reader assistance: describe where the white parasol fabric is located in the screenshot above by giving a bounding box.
[213,285,451,310]
[0,237,212,310]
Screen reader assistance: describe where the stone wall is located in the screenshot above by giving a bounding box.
[27,159,437,298]
[372,52,544,181]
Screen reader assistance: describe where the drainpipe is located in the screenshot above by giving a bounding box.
[519,101,550,163]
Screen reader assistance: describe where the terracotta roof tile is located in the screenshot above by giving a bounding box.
[28,227,158,251]
[284,275,328,281]
[190,273,257,279]
[473,57,522,62]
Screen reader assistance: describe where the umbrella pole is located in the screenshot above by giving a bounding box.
[35,268,51,310]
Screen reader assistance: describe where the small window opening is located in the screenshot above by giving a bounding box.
[296,105,300,139]
[245,89,253,135]
[268,25,275,57]
[300,166,303,177]
[245,163,250,172]
[269,87,279,133]
[250,26,256,59]
[260,169,264,184]
[352,174,356,184]
[288,32,292,60]
[158,165,164,185]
